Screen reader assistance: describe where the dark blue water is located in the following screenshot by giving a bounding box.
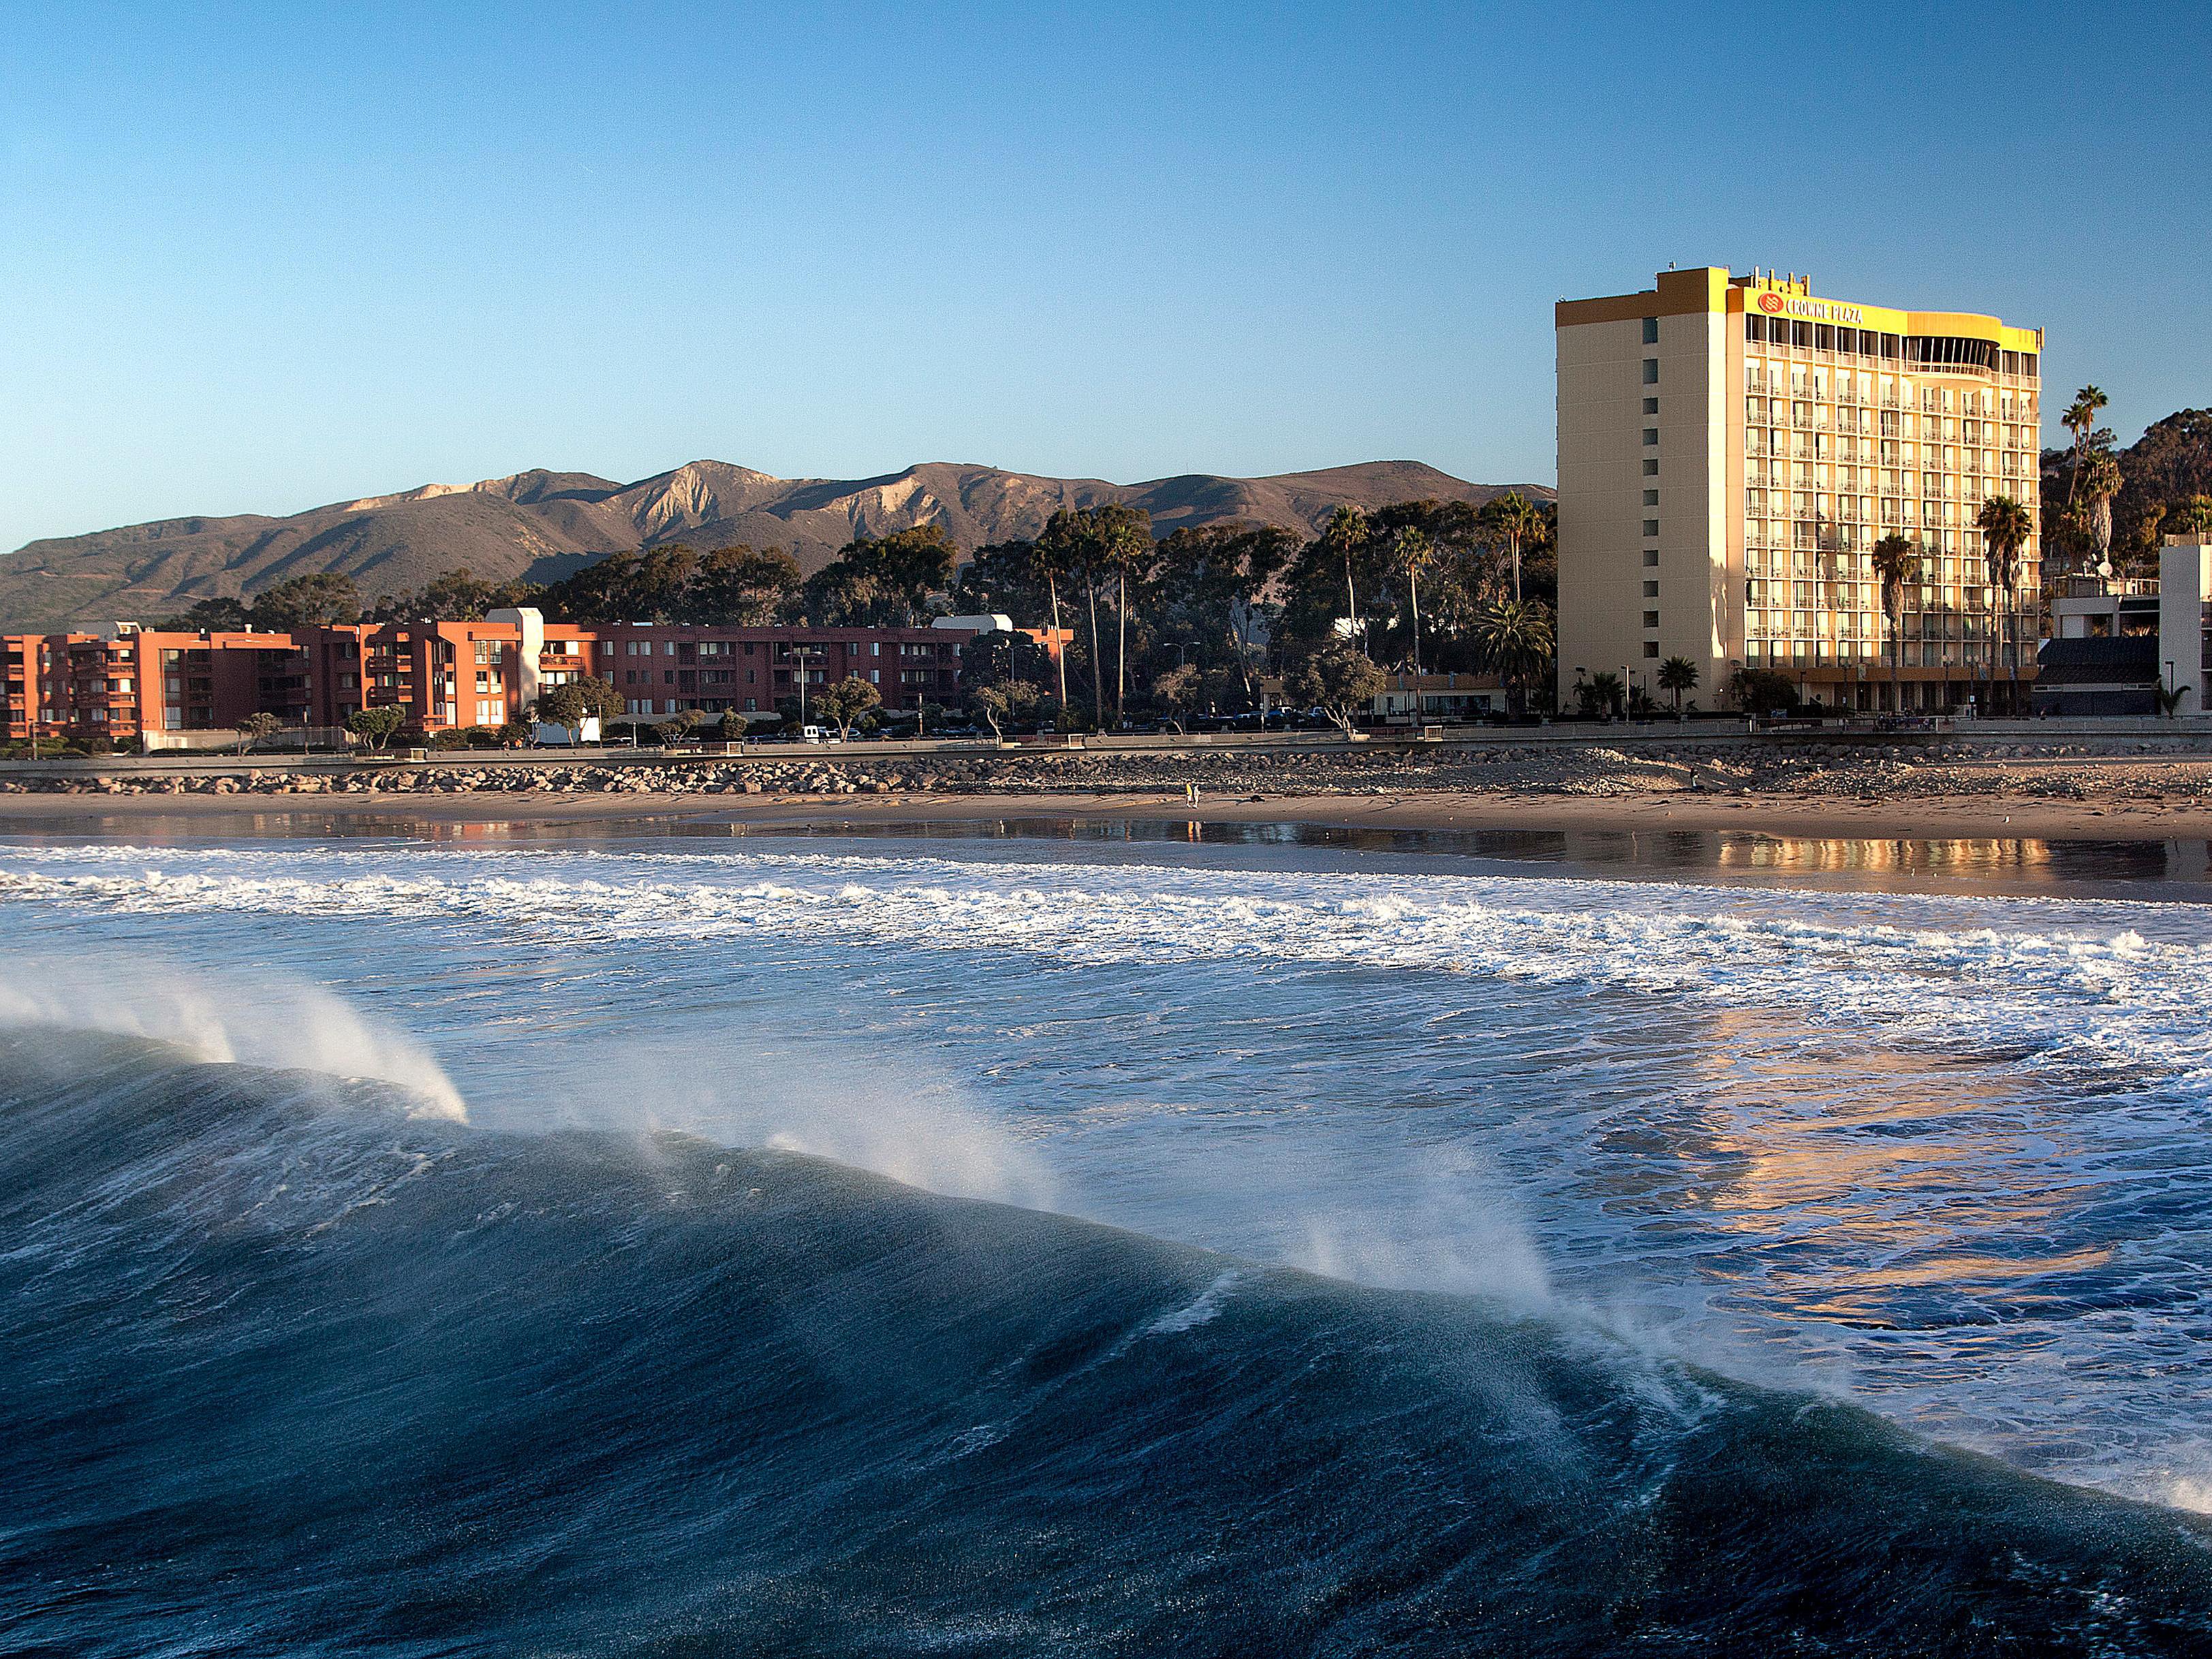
[5,831,2212,1654]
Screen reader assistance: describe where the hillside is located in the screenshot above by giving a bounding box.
[0,460,1546,634]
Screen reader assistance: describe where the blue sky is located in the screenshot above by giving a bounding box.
[2,1,2205,555]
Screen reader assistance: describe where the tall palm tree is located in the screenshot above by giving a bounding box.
[1092,504,1153,725]
[1322,506,1369,648]
[1395,527,1433,678]
[2080,450,2123,571]
[1870,533,1921,714]
[1478,491,1545,602]
[1469,596,1553,718]
[1976,495,2034,713]
[1023,530,1073,709]
[1656,655,1698,717]
[2063,386,2107,503]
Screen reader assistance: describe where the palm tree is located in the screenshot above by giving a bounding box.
[1469,596,1553,717]
[1093,504,1153,725]
[1478,491,1545,602]
[1395,527,1433,678]
[1656,655,1698,716]
[1976,495,2034,713]
[2079,449,2123,570]
[1582,669,1623,722]
[2063,386,2107,504]
[1322,506,1369,649]
[1023,533,1074,711]
[1871,533,1921,714]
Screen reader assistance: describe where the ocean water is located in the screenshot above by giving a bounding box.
[5,828,2212,1654]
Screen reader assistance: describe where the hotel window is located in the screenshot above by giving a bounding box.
[1642,489,1658,507]
[1642,549,1659,567]
[1642,519,1660,537]
[1642,428,1658,446]
[1642,359,1659,384]
[1641,317,1658,343]
[1642,397,1658,415]
[1642,459,1658,476]
[1642,642,1659,658]
[1643,580,1659,598]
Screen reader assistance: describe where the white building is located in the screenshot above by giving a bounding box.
[2040,538,2212,715]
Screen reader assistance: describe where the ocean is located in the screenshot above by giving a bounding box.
[3,824,2211,1654]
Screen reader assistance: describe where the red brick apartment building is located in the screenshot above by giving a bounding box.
[1,611,982,745]
[602,624,965,719]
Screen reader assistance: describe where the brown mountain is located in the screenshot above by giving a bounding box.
[0,460,1548,633]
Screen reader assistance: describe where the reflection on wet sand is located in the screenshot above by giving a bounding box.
[9,810,2212,898]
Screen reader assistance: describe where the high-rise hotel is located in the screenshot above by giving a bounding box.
[1555,266,2043,713]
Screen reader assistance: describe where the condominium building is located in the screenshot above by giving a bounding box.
[1557,266,2044,714]
[1,612,986,745]
[602,623,966,719]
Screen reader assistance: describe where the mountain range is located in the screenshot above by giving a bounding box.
[0,460,1547,634]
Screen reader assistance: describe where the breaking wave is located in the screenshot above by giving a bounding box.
[3,1027,2209,1656]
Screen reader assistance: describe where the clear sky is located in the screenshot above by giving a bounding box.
[3,1,2206,556]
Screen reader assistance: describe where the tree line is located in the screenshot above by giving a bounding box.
[2041,398,2212,576]
[155,495,1561,732]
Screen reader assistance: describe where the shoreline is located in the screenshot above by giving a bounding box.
[3,786,2211,843]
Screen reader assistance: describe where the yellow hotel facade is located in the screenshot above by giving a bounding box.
[1555,265,2043,714]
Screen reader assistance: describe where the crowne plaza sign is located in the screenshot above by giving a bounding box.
[1754,289,1869,326]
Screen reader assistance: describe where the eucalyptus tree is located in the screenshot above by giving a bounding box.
[1153,523,1295,707]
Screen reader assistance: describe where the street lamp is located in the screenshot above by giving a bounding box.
[790,645,823,726]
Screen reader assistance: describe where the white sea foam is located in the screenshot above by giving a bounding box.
[2,842,2207,1096]
[0,952,467,1121]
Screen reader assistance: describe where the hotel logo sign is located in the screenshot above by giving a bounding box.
[1756,290,1865,325]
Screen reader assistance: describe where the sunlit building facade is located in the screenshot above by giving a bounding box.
[1557,266,2044,713]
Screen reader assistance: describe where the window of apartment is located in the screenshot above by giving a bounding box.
[1642,641,1660,658]
[1642,519,1660,537]
[1642,397,1658,415]
[1642,428,1659,446]
[1641,317,1658,343]
[1642,489,1659,507]
[1642,549,1660,567]
[1642,359,1660,384]
[1642,459,1659,476]
[1643,580,1660,598]
[1642,610,1660,630]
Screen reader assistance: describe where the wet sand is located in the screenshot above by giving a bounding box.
[3,786,2210,843]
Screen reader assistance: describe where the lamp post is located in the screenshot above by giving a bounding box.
[790,645,822,727]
